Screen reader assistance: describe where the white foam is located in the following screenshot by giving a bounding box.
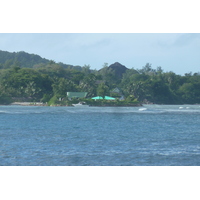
[139,108,147,111]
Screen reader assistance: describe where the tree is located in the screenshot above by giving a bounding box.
[97,63,116,87]
[138,63,156,75]
[79,73,98,97]
[96,83,109,98]
[52,78,78,97]
[82,64,91,75]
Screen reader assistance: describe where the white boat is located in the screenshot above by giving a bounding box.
[72,102,89,107]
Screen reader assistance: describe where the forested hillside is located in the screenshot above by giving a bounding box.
[0,50,81,70]
[0,50,200,105]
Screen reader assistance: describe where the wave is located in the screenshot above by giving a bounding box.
[1,104,200,114]
[138,108,147,111]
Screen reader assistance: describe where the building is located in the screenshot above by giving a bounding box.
[110,87,125,100]
[67,92,88,100]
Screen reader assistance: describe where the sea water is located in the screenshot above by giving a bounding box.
[0,104,200,166]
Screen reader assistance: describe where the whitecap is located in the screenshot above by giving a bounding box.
[138,108,147,111]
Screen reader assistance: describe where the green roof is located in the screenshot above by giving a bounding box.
[111,87,121,93]
[92,96,103,99]
[67,92,87,98]
[104,96,116,100]
[91,96,116,100]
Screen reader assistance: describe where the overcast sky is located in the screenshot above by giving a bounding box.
[0,33,200,75]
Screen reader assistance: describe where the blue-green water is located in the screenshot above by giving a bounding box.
[0,105,200,166]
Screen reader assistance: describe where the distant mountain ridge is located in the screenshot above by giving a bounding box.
[0,50,81,70]
[0,50,49,68]
[0,50,130,77]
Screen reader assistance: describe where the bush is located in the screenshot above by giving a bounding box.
[0,94,13,105]
[41,94,51,103]
[48,95,60,106]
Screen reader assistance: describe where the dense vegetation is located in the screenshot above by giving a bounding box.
[0,50,200,106]
[0,50,82,70]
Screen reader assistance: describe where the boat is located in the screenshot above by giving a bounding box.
[72,102,89,107]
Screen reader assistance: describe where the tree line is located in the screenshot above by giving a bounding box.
[0,57,200,105]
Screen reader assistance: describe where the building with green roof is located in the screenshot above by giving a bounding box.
[67,92,88,99]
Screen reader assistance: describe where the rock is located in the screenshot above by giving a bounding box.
[108,62,128,79]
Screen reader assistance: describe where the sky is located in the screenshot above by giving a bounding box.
[0,33,200,75]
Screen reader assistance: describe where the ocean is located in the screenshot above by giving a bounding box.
[0,104,200,166]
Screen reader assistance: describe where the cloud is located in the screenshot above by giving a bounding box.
[173,33,200,47]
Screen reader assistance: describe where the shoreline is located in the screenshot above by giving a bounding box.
[4,102,142,107]
[1,102,199,107]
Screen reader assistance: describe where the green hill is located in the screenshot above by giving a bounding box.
[0,50,81,70]
[0,50,50,68]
